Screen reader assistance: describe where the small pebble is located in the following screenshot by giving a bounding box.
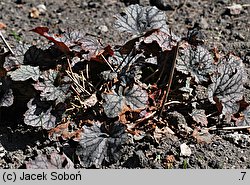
[99,25,109,33]
[180,143,192,157]
[37,4,47,14]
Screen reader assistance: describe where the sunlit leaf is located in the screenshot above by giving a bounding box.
[102,84,148,118]
[25,151,74,169]
[33,70,71,104]
[76,122,127,168]
[208,54,246,116]
[24,98,56,129]
[8,65,40,81]
[0,89,14,107]
[190,109,208,126]
[102,88,125,118]
[4,43,30,71]
[176,44,214,83]
[58,29,85,49]
[80,37,103,60]
[114,4,168,36]
[144,30,180,51]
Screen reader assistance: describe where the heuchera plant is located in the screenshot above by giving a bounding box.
[0,4,249,168]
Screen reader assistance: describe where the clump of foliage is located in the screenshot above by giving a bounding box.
[0,4,249,168]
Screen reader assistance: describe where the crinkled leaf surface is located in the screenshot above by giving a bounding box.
[8,65,40,81]
[224,54,247,83]
[0,89,14,107]
[33,70,71,104]
[176,44,214,83]
[102,84,148,118]
[58,30,85,49]
[208,54,245,115]
[102,88,125,118]
[24,98,56,129]
[114,4,168,36]
[80,36,104,60]
[4,43,30,71]
[76,122,127,168]
[26,151,74,169]
[144,30,180,51]
[190,109,208,126]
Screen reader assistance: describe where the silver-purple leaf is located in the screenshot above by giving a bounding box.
[190,109,208,126]
[125,84,148,110]
[108,51,144,72]
[8,65,40,81]
[24,98,56,129]
[26,152,74,169]
[144,30,180,51]
[81,36,103,60]
[102,88,125,118]
[114,4,169,36]
[4,43,30,71]
[76,122,127,168]
[102,84,148,118]
[176,44,214,83]
[208,54,246,116]
[33,70,71,104]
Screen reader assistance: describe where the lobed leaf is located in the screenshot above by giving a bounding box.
[114,4,168,36]
[26,151,74,169]
[102,84,148,118]
[125,84,148,110]
[8,65,40,81]
[80,36,104,60]
[144,30,180,51]
[208,54,246,116]
[24,98,56,129]
[57,29,85,49]
[33,70,71,104]
[190,109,208,126]
[109,51,144,71]
[102,88,125,118]
[176,44,214,83]
[4,43,30,71]
[76,122,127,168]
